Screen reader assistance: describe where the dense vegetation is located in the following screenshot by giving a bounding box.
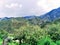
[0,17,60,45]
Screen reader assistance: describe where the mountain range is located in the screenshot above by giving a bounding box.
[0,7,60,21]
[40,7,60,21]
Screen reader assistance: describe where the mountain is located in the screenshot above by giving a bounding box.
[40,7,60,21]
[0,7,60,32]
[0,7,60,22]
[21,7,60,21]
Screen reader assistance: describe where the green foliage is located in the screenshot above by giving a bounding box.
[37,37,56,45]
[0,17,60,45]
[13,25,46,45]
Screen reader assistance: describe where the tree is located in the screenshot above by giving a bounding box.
[48,27,60,42]
[13,25,46,45]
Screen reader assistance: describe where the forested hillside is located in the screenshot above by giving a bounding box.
[0,16,60,45]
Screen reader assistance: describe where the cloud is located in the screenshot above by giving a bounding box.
[19,4,22,8]
[37,0,60,12]
[0,0,60,17]
[5,3,22,9]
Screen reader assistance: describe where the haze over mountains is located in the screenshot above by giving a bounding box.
[0,7,60,21]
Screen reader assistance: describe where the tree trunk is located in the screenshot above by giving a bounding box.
[19,39,21,45]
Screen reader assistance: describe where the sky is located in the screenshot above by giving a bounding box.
[0,0,60,17]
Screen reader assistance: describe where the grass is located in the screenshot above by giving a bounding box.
[0,38,3,45]
[0,37,60,45]
[37,36,56,45]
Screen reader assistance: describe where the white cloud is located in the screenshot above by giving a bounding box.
[0,13,5,18]
[0,0,60,17]
[0,0,5,8]
[5,3,22,9]
[37,0,60,12]
[19,4,22,8]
